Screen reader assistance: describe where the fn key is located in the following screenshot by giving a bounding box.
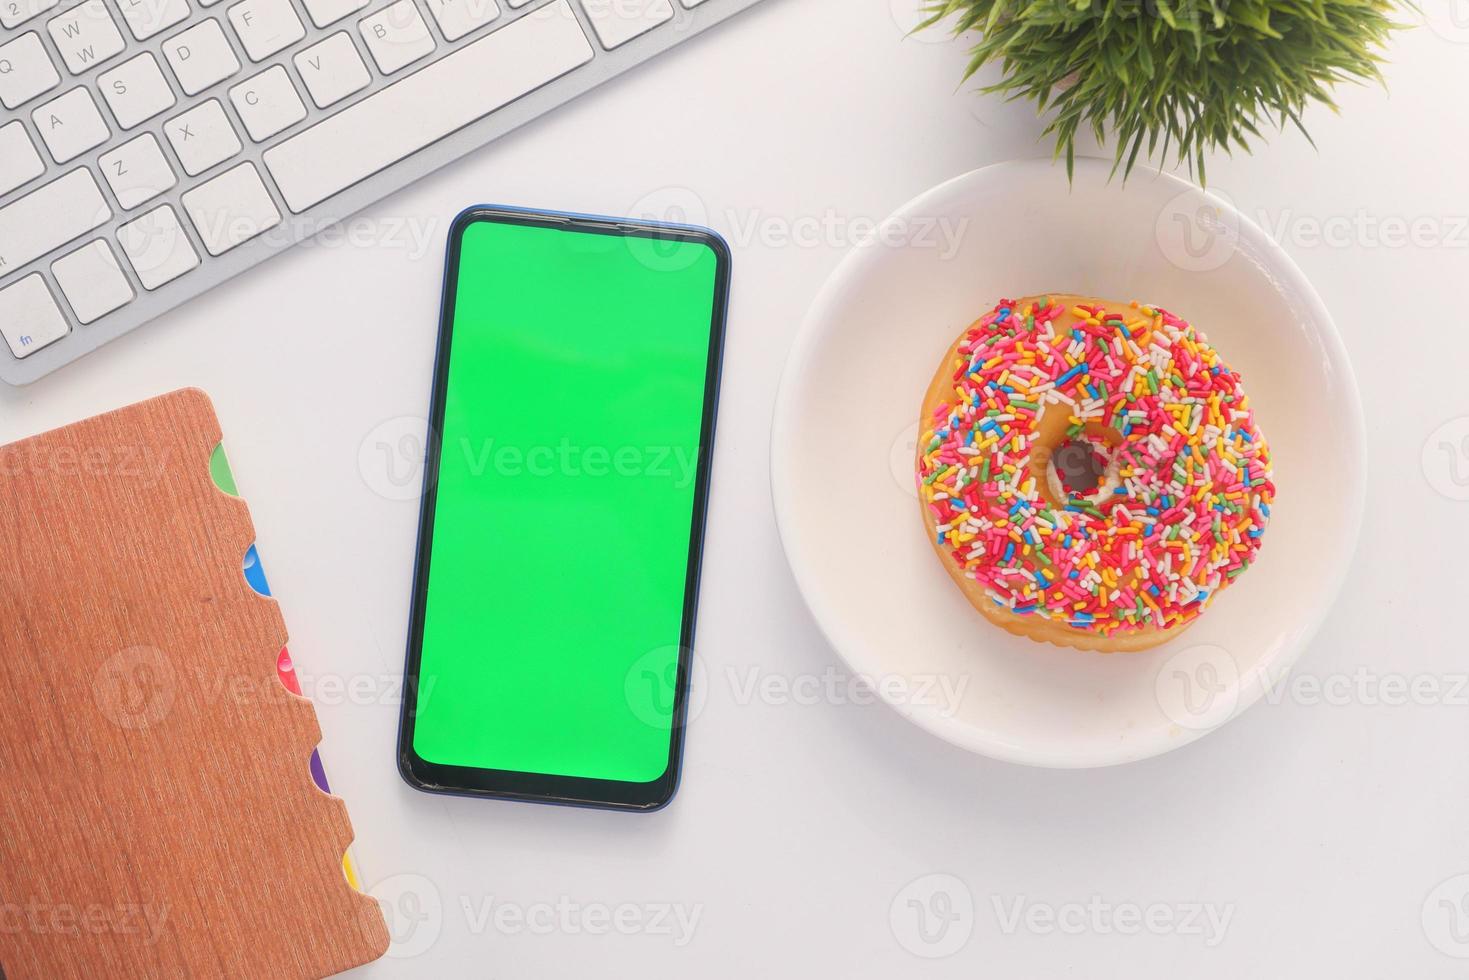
[0,276,69,360]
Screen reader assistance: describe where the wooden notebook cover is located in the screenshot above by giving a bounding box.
[0,389,390,980]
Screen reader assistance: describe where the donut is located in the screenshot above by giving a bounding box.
[916,294,1274,653]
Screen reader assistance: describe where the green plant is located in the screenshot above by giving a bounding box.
[924,0,1401,181]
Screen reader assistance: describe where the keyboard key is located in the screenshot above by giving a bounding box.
[299,0,363,28]
[113,0,190,39]
[0,0,57,29]
[229,65,306,141]
[52,239,133,323]
[162,19,240,95]
[425,0,497,42]
[580,0,671,49]
[228,0,305,61]
[0,33,62,109]
[294,32,368,108]
[181,162,281,255]
[164,98,241,175]
[358,1,435,74]
[118,205,198,289]
[0,275,69,359]
[32,88,110,163]
[266,0,592,212]
[99,52,176,128]
[100,133,178,208]
[47,0,126,73]
[0,122,45,196]
[0,169,110,275]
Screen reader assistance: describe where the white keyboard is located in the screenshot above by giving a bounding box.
[0,0,760,384]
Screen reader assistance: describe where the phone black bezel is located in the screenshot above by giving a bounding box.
[396,205,730,812]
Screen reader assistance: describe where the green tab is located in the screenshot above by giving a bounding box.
[209,443,238,497]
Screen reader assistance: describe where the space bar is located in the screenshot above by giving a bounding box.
[263,1,593,214]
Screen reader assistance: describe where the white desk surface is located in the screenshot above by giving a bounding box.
[3,1,1467,975]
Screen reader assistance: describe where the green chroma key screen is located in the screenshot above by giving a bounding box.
[404,211,725,803]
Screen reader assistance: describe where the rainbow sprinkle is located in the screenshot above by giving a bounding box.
[917,297,1275,637]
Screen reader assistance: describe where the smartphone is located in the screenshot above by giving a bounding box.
[397,205,729,811]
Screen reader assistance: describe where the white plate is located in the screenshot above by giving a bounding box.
[771,159,1365,768]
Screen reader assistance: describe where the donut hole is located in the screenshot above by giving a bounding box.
[1031,419,1124,510]
[1052,439,1108,497]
